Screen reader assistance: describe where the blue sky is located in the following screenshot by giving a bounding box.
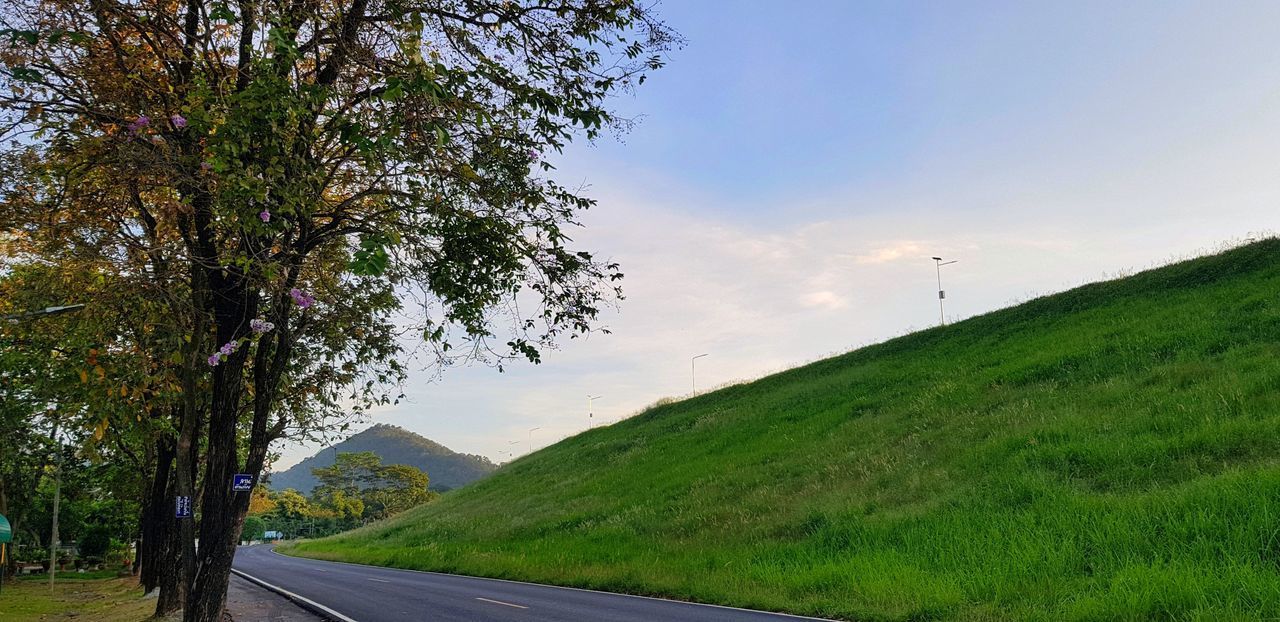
[275,1,1280,468]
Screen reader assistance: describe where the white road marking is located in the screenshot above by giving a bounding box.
[476,597,529,609]
[230,568,360,622]
[265,546,834,620]
[368,578,391,583]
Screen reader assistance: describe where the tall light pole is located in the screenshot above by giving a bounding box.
[691,353,709,393]
[587,395,603,428]
[527,427,541,454]
[48,423,64,591]
[931,257,958,326]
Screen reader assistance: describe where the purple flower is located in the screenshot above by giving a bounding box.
[170,114,187,129]
[207,353,221,367]
[290,288,316,309]
[219,341,238,356]
[259,209,271,223]
[127,115,150,133]
[527,149,540,161]
[200,161,212,172]
[250,318,274,334]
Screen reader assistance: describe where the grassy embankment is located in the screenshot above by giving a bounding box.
[288,239,1280,621]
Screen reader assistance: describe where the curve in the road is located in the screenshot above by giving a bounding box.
[232,545,835,622]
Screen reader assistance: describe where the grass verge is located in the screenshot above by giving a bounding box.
[0,576,155,621]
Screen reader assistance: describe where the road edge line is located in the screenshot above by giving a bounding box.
[268,546,835,621]
[231,567,360,622]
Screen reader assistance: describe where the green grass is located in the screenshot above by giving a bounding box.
[286,239,1280,621]
[0,577,156,621]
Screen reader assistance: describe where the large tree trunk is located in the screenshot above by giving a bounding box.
[155,470,185,616]
[184,273,257,622]
[139,436,174,594]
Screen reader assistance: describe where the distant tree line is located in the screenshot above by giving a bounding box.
[247,452,434,540]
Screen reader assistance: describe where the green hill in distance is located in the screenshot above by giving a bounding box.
[267,423,496,493]
[285,239,1280,621]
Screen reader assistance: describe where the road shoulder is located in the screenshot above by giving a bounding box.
[227,573,327,621]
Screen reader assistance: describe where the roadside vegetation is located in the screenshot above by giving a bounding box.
[289,239,1280,621]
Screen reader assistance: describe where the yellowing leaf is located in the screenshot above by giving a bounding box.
[120,385,127,397]
[79,370,87,384]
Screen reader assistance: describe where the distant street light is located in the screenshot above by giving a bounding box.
[931,257,958,326]
[2,304,86,323]
[691,353,709,393]
[587,395,603,428]
[527,427,541,454]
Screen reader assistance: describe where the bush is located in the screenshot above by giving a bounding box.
[77,526,112,559]
[105,540,132,569]
[242,516,266,542]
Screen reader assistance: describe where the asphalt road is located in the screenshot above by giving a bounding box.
[232,545,830,622]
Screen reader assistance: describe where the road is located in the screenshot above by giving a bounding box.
[232,545,830,622]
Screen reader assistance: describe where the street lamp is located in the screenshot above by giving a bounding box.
[691,353,709,393]
[587,395,603,428]
[527,427,541,454]
[2,304,86,323]
[931,257,958,326]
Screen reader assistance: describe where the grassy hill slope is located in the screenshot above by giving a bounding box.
[286,240,1280,621]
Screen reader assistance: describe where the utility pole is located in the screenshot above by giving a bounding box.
[931,257,958,326]
[587,395,602,428]
[691,353,709,393]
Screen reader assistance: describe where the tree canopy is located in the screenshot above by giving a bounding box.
[0,1,676,619]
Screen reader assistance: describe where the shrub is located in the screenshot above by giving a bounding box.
[77,526,112,559]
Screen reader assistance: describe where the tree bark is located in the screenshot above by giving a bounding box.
[139,436,174,594]
[154,467,184,616]
[183,263,257,622]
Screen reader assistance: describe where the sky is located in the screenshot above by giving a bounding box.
[274,0,1280,468]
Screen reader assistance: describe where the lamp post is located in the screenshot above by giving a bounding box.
[527,427,541,454]
[2,304,86,324]
[931,257,958,326]
[691,353,709,393]
[587,395,603,428]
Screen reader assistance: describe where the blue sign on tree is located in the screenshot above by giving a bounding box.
[175,496,192,518]
[232,474,254,491]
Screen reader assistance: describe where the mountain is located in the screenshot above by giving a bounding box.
[287,239,1280,621]
[267,424,497,493]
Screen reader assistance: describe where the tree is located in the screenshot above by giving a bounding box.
[311,451,432,522]
[362,463,432,520]
[241,516,266,543]
[78,525,112,560]
[0,1,677,620]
